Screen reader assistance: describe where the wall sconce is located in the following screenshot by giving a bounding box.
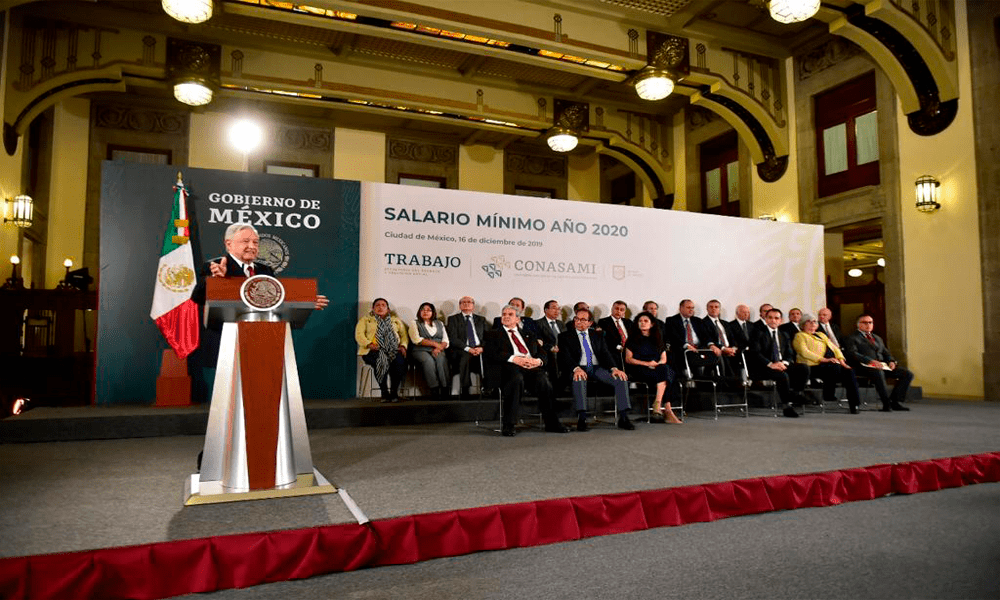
[162,0,213,24]
[167,38,221,107]
[915,175,941,212]
[547,99,588,153]
[768,0,820,24]
[3,255,23,290]
[4,194,33,228]
[634,32,688,101]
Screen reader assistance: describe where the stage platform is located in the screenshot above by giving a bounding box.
[0,384,922,444]
[2,395,994,600]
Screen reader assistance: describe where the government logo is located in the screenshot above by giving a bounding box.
[157,264,195,293]
[258,233,290,274]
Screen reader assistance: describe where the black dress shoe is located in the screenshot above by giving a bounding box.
[501,427,516,437]
[849,406,860,414]
[577,416,589,432]
[879,405,893,412]
[782,406,799,418]
[890,402,910,411]
[617,414,635,430]
[545,423,571,433]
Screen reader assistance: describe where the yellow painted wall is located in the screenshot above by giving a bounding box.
[750,56,799,222]
[568,153,599,202]
[46,98,89,288]
[334,128,386,182]
[0,144,23,272]
[671,111,688,211]
[459,144,503,193]
[189,112,245,172]
[897,1,983,398]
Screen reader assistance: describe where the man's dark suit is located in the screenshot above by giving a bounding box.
[596,316,636,370]
[748,326,808,406]
[701,315,743,379]
[729,319,753,351]
[190,255,275,307]
[842,330,913,408]
[494,314,541,341]
[446,312,488,393]
[663,313,719,377]
[817,321,843,347]
[778,321,801,341]
[189,255,276,403]
[535,316,566,384]
[557,327,630,412]
[483,327,560,430]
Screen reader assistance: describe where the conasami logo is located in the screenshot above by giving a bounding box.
[481,255,509,279]
[258,233,290,274]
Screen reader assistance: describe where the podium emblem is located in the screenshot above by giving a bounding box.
[240,275,285,310]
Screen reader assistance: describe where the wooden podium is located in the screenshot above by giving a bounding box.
[184,276,336,505]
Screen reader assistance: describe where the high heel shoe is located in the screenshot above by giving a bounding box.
[649,406,666,422]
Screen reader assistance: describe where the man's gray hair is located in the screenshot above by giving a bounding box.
[502,304,521,317]
[224,222,258,241]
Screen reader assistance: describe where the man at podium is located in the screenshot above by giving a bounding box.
[191,223,328,310]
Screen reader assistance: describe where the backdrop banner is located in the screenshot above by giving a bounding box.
[358,183,825,325]
[98,162,360,404]
[98,165,821,405]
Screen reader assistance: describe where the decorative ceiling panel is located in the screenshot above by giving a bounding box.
[213,13,345,46]
[476,58,588,89]
[596,0,695,17]
[351,36,470,69]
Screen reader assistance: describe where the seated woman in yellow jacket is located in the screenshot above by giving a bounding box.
[793,314,862,414]
[356,298,409,402]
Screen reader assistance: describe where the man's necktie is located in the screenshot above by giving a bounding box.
[466,315,476,346]
[550,320,560,337]
[580,331,593,367]
[246,264,254,277]
[615,319,626,343]
[865,332,877,346]
[771,330,781,362]
[509,329,528,354]
[715,320,728,347]
[685,319,694,345]
[824,324,838,346]
[742,322,749,340]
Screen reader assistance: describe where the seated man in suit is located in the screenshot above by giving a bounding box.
[535,299,565,385]
[484,305,568,436]
[702,299,742,379]
[558,308,633,432]
[445,296,488,399]
[752,303,773,335]
[778,307,803,340]
[565,301,594,330]
[637,300,667,342]
[816,307,842,348]
[842,314,914,412]
[492,297,541,341]
[730,304,753,352]
[749,308,808,418]
[597,300,636,369]
[664,299,719,379]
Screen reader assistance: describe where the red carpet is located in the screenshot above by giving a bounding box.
[2,451,998,600]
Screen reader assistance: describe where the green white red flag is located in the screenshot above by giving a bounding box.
[150,176,199,359]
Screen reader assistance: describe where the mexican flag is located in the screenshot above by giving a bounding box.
[150,176,199,359]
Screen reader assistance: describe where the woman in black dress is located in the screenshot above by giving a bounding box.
[625,311,681,423]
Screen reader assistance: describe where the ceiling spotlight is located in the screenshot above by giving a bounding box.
[848,268,863,278]
[546,127,578,153]
[162,0,213,24]
[230,119,263,153]
[768,0,820,24]
[173,79,213,106]
[634,68,675,101]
